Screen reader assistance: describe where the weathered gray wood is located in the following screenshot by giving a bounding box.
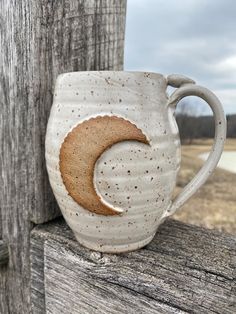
[45,241,183,314]
[0,241,8,266]
[30,237,46,314]
[0,1,126,312]
[31,218,236,314]
[30,219,74,314]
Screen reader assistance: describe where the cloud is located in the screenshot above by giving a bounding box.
[124,0,236,114]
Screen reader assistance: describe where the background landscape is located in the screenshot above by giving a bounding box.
[125,0,236,234]
[173,136,236,234]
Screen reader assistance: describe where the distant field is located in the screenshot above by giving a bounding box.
[173,138,236,234]
[200,151,236,173]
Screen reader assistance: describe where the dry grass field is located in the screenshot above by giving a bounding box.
[173,138,236,234]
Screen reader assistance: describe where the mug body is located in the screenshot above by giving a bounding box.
[45,71,181,252]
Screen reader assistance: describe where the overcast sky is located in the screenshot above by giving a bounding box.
[124,0,236,115]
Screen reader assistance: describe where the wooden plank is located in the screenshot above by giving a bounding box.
[30,236,46,314]
[31,218,236,314]
[45,242,183,314]
[0,1,126,312]
[30,219,73,313]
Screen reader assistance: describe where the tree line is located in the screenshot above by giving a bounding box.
[176,111,236,143]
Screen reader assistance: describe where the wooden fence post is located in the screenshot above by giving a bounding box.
[0,1,127,312]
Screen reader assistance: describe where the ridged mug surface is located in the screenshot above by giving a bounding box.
[45,71,181,252]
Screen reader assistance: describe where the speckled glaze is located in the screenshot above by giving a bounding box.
[45,71,226,253]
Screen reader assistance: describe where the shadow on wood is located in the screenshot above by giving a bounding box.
[0,241,9,266]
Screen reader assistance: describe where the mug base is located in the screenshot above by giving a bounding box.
[73,232,156,253]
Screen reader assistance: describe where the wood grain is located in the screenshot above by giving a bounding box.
[0,1,126,312]
[31,218,236,314]
[30,219,75,314]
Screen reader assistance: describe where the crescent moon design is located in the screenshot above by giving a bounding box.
[59,116,150,215]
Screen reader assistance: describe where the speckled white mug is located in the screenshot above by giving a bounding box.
[45,71,226,253]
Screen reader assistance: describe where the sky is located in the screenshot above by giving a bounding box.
[124,0,236,115]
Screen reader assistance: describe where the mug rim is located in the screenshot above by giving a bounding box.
[56,70,165,81]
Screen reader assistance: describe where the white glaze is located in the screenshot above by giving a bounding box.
[45,71,226,252]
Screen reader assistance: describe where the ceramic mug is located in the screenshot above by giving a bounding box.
[45,71,226,253]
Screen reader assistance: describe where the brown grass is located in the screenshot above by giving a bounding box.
[173,138,236,234]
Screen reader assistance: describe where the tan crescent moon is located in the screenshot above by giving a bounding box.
[59,116,150,216]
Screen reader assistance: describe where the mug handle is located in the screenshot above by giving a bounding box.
[164,74,226,217]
